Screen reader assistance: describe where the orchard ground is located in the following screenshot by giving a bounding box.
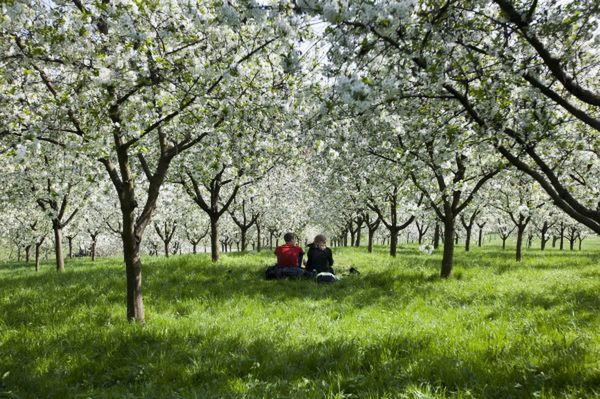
[1,243,600,399]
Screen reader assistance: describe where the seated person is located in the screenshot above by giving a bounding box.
[274,232,304,268]
[305,234,334,274]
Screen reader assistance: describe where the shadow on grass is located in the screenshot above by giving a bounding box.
[2,249,600,325]
[1,316,596,399]
[2,250,600,398]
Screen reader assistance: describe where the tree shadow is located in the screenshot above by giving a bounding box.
[1,318,595,398]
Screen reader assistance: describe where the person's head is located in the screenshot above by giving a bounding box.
[313,234,327,249]
[283,232,296,245]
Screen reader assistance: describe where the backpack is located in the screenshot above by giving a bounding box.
[316,272,339,283]
[265,266,311,280]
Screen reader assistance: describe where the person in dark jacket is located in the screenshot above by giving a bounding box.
[305,234,334,274]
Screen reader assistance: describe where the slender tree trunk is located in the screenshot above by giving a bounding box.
[164,241,169,258]
[240,228,247,252]
[256,223,261,252]
[210,216,219,262]
[367,228,375,253]
[433,222,440,249]
[53,220,65,272]
[389,228,398,257]
[349,229,356,247]
[465,226,472,252]
[560,225,565,250]
[516,225,524,262]
[91,240,97,261]
[502,237,507,250]
[478,227,484,247]
[35,241,43,272]
[441,218,455,278]
[68,237,74,258]
[552,235,558,248]
[25,245,31,264]
[541,230,547,251]
[121,207,144,323]
[192,243,197,254]
[355,223,362,247]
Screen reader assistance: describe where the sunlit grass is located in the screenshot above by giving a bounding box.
[1,245,599,398]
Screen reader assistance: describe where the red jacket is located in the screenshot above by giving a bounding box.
[274,243,304,267]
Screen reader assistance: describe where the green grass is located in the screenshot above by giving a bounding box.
[1,245,600,398]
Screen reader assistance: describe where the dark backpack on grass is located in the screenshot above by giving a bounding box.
[265,266,308,280]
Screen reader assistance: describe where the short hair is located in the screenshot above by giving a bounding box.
[284,232,295,242]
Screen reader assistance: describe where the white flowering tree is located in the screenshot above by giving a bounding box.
[490,172,546,261]
[298,0,600,245]
[6,144,90,271]
[1,1,306,322]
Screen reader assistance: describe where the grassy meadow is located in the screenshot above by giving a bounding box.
[1,243,600,398]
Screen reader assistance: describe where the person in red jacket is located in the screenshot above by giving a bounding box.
[274,232,304,268]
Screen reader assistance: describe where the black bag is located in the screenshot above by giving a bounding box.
[265,266,310,280]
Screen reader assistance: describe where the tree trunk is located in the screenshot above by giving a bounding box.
[541,230,547,251]
[367,228,375,253]
[68,237,74,258]
[502,237,507,250]
[478,227,483,247]
[516,225,524,262]
[35,241,43,272]
[192,243,197,254]
[389,228,398,257]
[240,228,247,252]
[465,226,472,252]
[349,229,356,247]
[164,241,169,258]
[91,240,97,261]
[441,218,455,278]
[119,190,145,323]
[210,217,219,262]
[256,223,261,252]
[559,225,565,250]
[355,224,362,247]
[433,222,440,249]
[53,221,65,272]
[25,245,31,264]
